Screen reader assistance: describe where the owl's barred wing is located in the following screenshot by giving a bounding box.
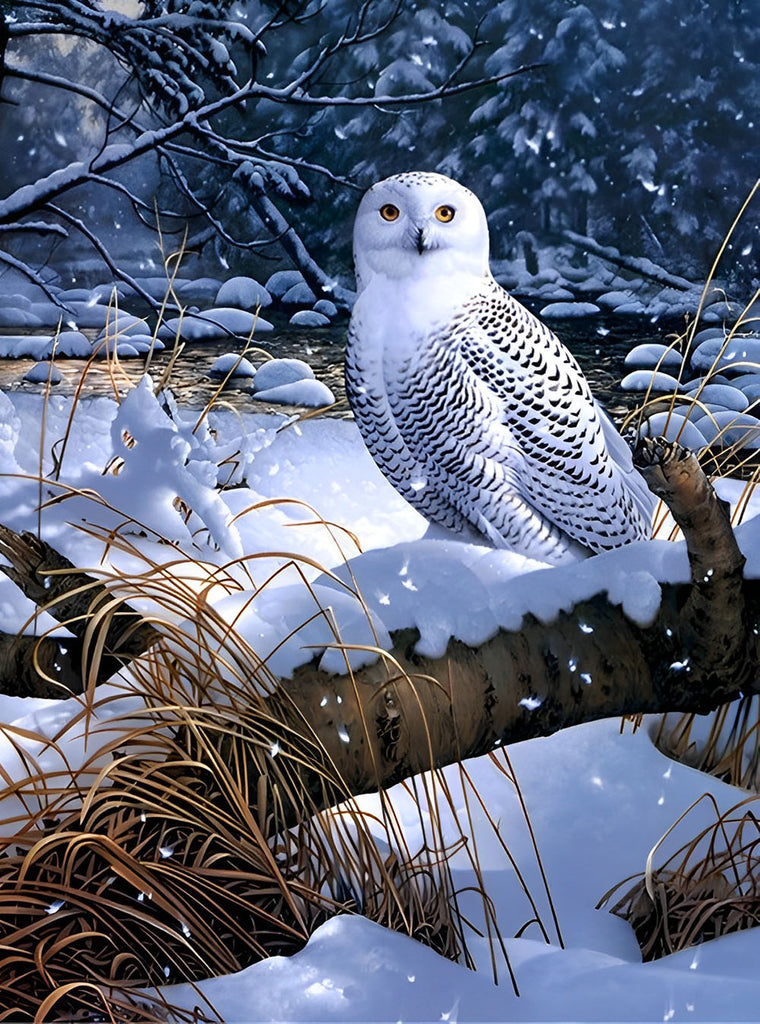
[445,283,655,548]
[371,321,590,561]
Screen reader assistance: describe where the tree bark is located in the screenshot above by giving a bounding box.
[0,440,757,824]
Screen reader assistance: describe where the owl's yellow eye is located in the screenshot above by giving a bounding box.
[379,203,400,222]
[435,205,456,223]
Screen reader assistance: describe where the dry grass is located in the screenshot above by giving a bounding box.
[599,794,760,961]
[0,521,462,1020]
[612,187,760,962]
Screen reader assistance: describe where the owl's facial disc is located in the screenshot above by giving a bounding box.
[353,172,490,288]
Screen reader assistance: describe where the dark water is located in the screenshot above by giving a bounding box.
[0,317,671,419]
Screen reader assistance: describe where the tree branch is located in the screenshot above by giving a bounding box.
[0,441,757,830]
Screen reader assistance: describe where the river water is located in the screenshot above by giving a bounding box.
[0,316,672,420]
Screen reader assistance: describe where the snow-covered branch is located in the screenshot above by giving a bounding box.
[0,441,756,826]
[1,1,535,286]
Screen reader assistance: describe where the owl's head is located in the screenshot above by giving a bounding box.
[352,172,490,291]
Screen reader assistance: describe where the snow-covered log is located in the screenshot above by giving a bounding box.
[0,440,756,827]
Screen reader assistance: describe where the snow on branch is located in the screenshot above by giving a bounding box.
[0,2,535,289]
[0,439,756,824]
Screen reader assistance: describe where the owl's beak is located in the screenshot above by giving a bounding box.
[415,226,431,255]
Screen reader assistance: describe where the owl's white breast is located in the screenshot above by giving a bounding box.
[352,266,486,369]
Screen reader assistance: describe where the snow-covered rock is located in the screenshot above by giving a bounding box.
[0,335,53,359]
[540,301,601,318]
[692,383,750,412]
[24,361,62,384]
[265,270,305,298]
[253,379,335,407]
[29,300,72,327]
[620,370,682,393]
[129,276,192,299]
[691,335,760,373]
[58,300,111,329]
[215,276,272,309]
[692,410,760,447]
[681,373,733,392]
[597,290,637,310]
[210,353,257,379]
[175,278,224,302]
[97,310,148,341]
[0,294,33,311]
[88,283,126,303]
[160,308,273,341]
[0,307,44,328]
[289,309,330,328]
[282,281,318,306]
[313,299,338,319]
[624,343,683,371]
[55,330,92,357]
[640,411,707,449]
[124,333,164,353]
[254,358,315,392]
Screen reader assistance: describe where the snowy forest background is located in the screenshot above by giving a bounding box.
[1,0,758,303]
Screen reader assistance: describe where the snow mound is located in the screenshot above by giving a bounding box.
[254,358,315,391]
[58,300,112,329]
[624,343,683,371]
[210,353,257,379]
[24,361,62,384]
[693,411,760,448]
[540,301,601,318]
[254,379,335,408]
[265,270,305,298]
[691,335,760,373]
[289,309,330,327]
[694,383,749,412]
[0,335,54,359]
[282,281,318,306]
[160,308,273,341]
[97,310,148,342]
[0,307,43,328]
[734,373,760,394]
[641,412,708,450]
[313,299,338,319]
[93,340,142,359]
[215,276,272,309]
[56,330,93,357]
[620,370,683,393]
[175,278,223,302]
[597,290,638,310]
[0,294,33,311]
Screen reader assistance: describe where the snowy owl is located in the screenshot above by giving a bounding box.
[345,171,655,565]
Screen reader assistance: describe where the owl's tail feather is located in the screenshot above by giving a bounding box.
[597,404,659,534]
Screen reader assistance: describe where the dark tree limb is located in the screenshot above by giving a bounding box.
[0,525,159,697]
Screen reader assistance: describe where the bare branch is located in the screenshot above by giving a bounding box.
[45,204,162,310]
[0,250,69,310]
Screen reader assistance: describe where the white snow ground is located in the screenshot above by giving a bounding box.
[0,384,759,1022]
